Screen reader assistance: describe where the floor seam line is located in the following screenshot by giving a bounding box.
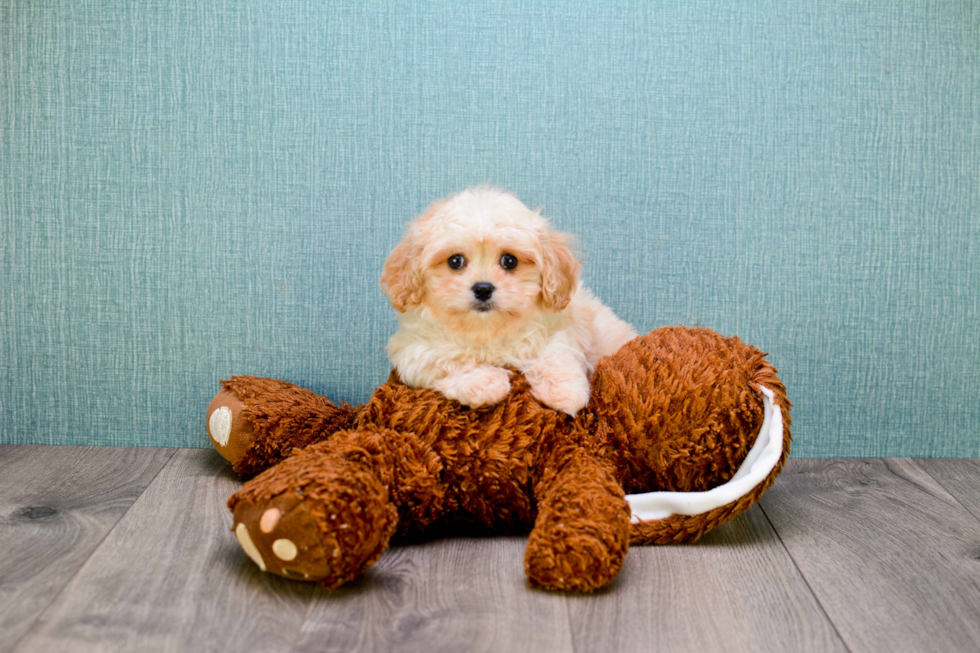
[563,593,578,653]
[910,458,980,526]
[758,499,854,653]
[8,447,179,653]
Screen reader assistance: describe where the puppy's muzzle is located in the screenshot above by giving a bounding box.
[471,282,495,311]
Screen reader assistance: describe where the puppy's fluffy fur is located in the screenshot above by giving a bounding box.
[381,187,637,416]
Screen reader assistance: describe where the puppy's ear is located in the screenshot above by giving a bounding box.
[380,231,423,312]
[539,230,581,311]
[381,201,446,312]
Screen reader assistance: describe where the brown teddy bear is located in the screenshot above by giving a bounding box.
[206,326,790,592]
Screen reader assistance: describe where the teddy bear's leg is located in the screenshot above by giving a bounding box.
[524,451,632,592]
[206,376,359,478]
[227,427,446,587]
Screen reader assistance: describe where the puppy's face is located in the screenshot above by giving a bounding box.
[381,188,580,335]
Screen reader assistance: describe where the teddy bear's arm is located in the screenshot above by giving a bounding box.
[206,376,359,478]
[524,449,631,592]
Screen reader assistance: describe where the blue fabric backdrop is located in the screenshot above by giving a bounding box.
[2,1,978,456]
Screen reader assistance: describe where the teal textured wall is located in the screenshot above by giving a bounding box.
[1,1,978,456]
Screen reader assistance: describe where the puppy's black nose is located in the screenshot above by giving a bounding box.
[472,282,495,302]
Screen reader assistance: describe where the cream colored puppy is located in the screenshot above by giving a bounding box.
[381,187,637,416]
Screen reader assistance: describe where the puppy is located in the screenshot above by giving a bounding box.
[380,187,637,416]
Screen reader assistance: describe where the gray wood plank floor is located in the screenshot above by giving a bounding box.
[2,446,978,653]
[759,459,980,653]
[0,446,175,653]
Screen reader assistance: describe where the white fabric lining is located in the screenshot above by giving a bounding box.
[625,386,784,523]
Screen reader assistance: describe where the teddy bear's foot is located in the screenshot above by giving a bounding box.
[227,441,398,587]
[231,489,335,581]
[524,454,631,592]
[207,387,254,468]
[206,376,360,478]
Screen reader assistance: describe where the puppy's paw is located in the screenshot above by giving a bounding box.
[524,360,590,417]
[434,365,512,408]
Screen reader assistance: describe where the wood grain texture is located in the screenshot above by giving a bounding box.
[916,459,980,523]
[0,445,175,653]
[12,449,318,653]
[295,536,575,653]
[7,449,980,653]
[760,458,980,653]
[566,505,847,653]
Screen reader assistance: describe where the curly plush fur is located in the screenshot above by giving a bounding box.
[208,326,791,592]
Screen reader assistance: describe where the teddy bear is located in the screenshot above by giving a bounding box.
[206,326,790,592]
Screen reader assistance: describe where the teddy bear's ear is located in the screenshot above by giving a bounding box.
[539,230,581,312]
[380,233,424,313]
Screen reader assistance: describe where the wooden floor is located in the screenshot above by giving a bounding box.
[1,446,978,653]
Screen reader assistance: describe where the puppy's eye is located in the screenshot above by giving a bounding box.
[447,254,466,270]
[500,253,518,270]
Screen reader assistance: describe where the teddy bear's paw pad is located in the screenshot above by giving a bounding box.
[209,407,232,446]
[232,493,330,581]
[207,388,255,465]
[235,522,267,571]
